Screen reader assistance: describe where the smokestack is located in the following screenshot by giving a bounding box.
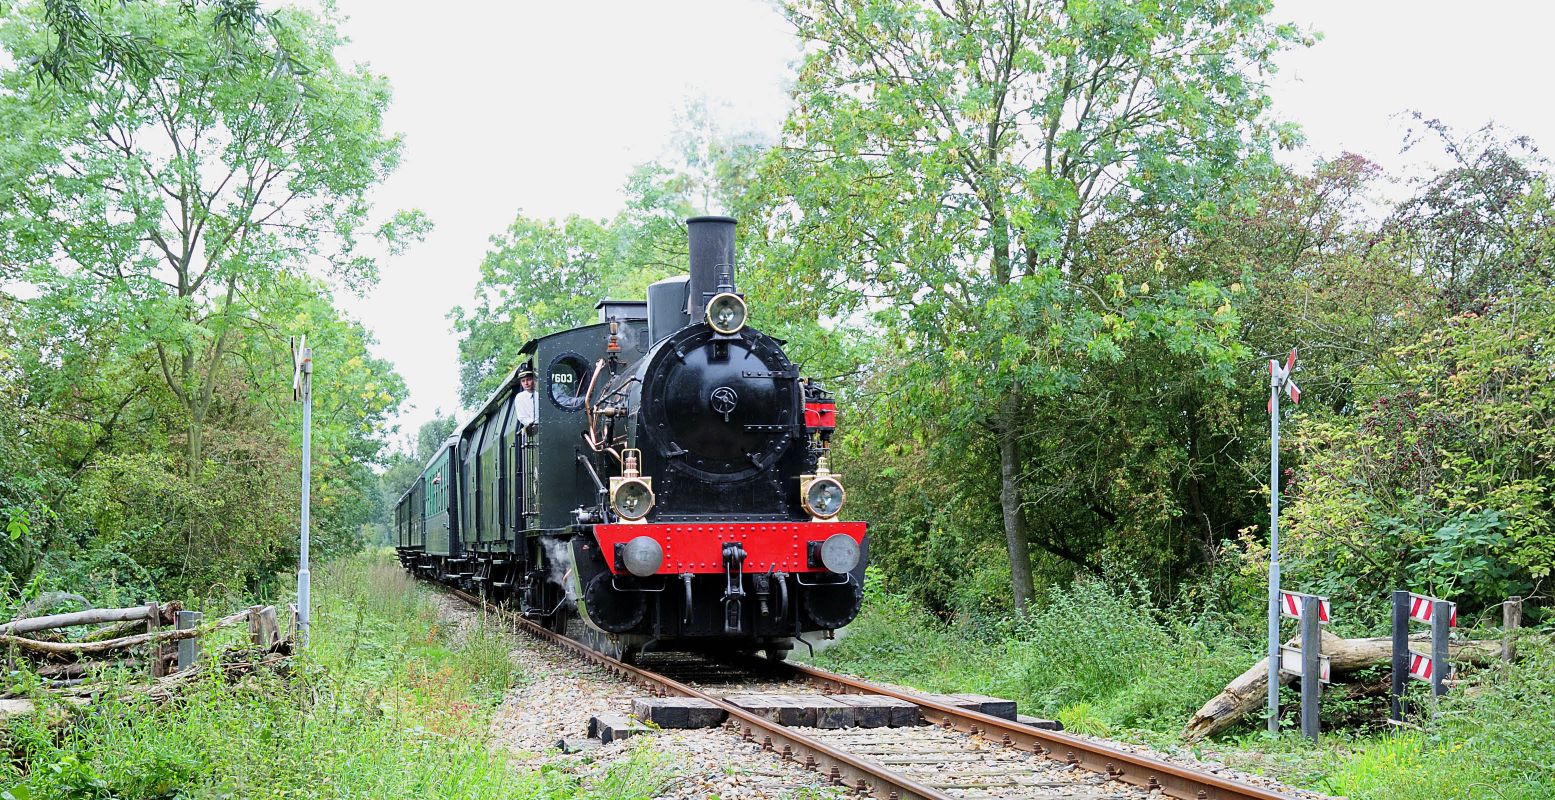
[685,215,736,322]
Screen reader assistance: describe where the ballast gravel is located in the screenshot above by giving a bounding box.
[433,594,1328,800]
[431,593,842,799]
[794,668,1337,800]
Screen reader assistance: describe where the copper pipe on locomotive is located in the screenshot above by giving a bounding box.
[584,356,646,468]
[581,357,627,464]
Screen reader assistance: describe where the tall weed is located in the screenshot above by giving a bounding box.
[812,578,1257,731]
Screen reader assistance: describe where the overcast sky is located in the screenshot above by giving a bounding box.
[324,1,1555,447]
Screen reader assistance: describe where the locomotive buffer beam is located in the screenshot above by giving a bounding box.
[722,542,748,635]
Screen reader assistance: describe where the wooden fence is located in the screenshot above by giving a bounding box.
[0,600,297,682]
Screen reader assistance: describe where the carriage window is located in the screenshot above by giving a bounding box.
[547,352,590,412]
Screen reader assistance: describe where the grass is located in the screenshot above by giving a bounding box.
[0,551,678,800]
[808,577,1555,800]
[809,577,1256,733]
[1271,641,1555,800]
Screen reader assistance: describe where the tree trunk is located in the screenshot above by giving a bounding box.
[987,195,1033,612]
[0,605,155,636]
[182,343,203,477]
[996,398,1034,612]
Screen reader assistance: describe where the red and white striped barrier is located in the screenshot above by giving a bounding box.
[1408,593,1456,627]
[1407,651,1439,682]
[1280,590,1331,623]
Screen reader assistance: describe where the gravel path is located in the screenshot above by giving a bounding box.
[431,593,842,799]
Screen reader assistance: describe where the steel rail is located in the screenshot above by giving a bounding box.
[446,588,952,800]
[445,586,1298,800]
[787,662,1298,800]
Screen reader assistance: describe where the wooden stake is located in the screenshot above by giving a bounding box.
[247,605,264,648]
[1503,596,1522,663]
[146,601,164,678]
[257,606,280,650]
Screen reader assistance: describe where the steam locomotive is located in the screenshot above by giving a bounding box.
[393,217,866,661]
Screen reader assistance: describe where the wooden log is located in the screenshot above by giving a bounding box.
[80,602,182,643]
[1182,630,1505,741]
[0,609,251,658]
[138,651,290,705]
[0,606,154,637]
[82,618,155,644]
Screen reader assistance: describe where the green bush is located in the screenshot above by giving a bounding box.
[1285,285,1555,618]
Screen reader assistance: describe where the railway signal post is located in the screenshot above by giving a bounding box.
[1266,349,1300,733]
[292,336,313,648]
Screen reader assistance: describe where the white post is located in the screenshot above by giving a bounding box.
[1266,349,1300,734]
[1267,373,1281,733]
[294,339,313,648]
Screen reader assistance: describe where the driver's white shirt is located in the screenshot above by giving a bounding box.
[516,388,538,427]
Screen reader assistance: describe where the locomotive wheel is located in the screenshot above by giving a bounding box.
[544,605,571,634]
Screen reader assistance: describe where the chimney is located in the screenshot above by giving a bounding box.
[685,215,736,322]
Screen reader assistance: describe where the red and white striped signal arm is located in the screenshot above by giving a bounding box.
[1267,348,1300,414]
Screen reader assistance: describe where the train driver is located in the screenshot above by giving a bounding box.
[516,365,539,434]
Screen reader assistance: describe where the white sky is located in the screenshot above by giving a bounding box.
[326,0,1555,445]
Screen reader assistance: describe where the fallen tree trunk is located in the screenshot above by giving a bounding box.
[0,606,154,637]
[1182,630,1504,741]
[0,608,251,658]
[80,602,182,643]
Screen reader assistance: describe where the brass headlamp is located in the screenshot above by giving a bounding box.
[609,449,655,522]
[799,455,845,520]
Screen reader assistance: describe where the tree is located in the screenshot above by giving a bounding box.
[373,413,461,544]
[416,413,459,461]
[6,0,269,88]
[0,0,426,476]
[1385,118,1555,314]
[451,109,769,405]
[771,0,1303,609]
[449,215,624,405]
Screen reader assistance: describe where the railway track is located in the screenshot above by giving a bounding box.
[447,587,1298,800]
